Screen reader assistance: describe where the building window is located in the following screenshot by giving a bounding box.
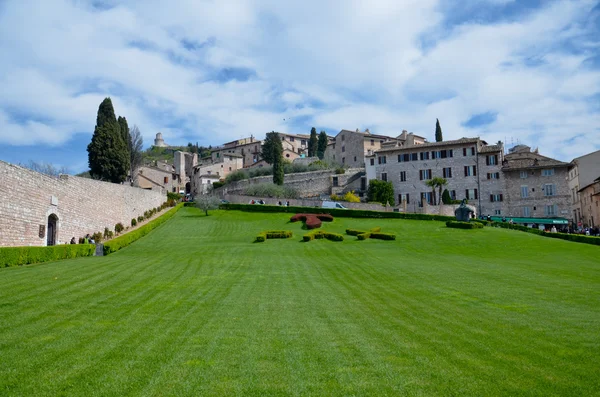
[398,153,410,162]
[332,177,338,187]
[399,193,410,204]
[464,165,477,176]
[523,207,531,217]
[421,192,433,206]
[400,171,406,182]
[164,176,169,184]
[420,151,430,160]
[342,157,345,164]
[229,167,232,171]
[381,173,388,182]
[463,147,475,156]
[342,135,345,141]
[451,190,456,200]
[490,193,503,202]
[544,184,556,196]
[378,156,387,164]
[301,139,306,146]
[290,137,295,142]
[443,167,452,178]
[342,146,345,152]
[370,139,374,146]
[411,153,418,161]
[545,204,557,216]
[216,153,220,158]
[419,169,432,180]
[520,171,528,179]
[542,168,554,176]
[370,158,374,166]
[466,189,478,200]
[354,156,357,162]
[521,186,528,198]
[487,172,500,179]
[495,209,502,215]
[486,154,499,165]
[432,151,441,159]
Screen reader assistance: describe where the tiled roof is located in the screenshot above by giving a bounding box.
[338,129,398,141]
[376,137,481,153]
[502,151,569,171]
[480,144,502,153]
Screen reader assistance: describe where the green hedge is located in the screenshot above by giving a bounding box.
[103,203,183,255]
[1,244,96,268]
[446,221,483,229]
[220,203,454,222]
[347,227,393,241]
[357,233,370,240]
[370,232,396,240]
[303,230,344,242]
[255,230,293,242]
[471,219,490,226]
[493,222,600,246]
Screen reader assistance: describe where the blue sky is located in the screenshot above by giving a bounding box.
[0,0,598,174]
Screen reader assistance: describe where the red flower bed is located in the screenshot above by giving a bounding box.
[290,213,334,229]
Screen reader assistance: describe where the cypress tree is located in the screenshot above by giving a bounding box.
[118,116,131,177]
[262,132,284,185]
[87,98,129,183]
[435,118,443,142]
[317,131,328,160]
[308,127,318,157]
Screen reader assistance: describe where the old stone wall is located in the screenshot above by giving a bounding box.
[220,168,364,198]
[0,161,166,247]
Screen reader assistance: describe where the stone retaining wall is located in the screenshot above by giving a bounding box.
[0,160,166,247]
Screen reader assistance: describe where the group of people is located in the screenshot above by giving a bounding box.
[69,234,95,244]
[248,199,290,206]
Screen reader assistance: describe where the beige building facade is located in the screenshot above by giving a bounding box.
[567,150,600,227]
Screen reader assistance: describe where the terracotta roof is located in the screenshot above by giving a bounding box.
[502,151,569,171]
[337,129,398,141]
[480,144,503,153]
[376,137,481,153]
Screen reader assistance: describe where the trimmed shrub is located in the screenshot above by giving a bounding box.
[290,213,334,229]
[370,232,396,240]
[103,204,183,255]
[357,233,370,240]
[303,230,344,242]
[335,167,345,174]
[167,192,181,201]
[92,232,103,243]
[446,221,483,229]
[255,230,293,242]
[1,244,96,267]
[137,215,144,223]
[131,218,137,227]
[213,181,225,189]
[115,222,125,234]
[471,219,490,226]
[492,222,600,246]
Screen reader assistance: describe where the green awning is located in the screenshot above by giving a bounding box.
[489,216,569,225]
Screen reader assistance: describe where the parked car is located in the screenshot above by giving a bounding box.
[322,201,347,209]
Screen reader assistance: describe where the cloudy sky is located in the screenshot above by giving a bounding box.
[0,0,598,173]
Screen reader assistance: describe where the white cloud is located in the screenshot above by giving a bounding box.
[0,0,598,170]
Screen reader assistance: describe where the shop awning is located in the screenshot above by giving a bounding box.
[490,216,569,225]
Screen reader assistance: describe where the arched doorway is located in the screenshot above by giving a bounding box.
[47,214,58,246]
[185,182,191,194]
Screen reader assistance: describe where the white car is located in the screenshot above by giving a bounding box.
[321,201,347,209]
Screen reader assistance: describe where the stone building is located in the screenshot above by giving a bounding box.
[211,136,262,168]
[500,145,571,220]
[153,132,168,147]
[577,177,600,228]
[136,161,183,193]
[191,153,243,196]
[368,137,503,216]
[325,129,426,168]
[567,150,600,227]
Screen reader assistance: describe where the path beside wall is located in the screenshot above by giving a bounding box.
[0,161,166,247]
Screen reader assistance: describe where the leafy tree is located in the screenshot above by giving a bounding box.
[19,161,69,176]
[435,118,443,142]
[442,188,452,205]
[317,131,328,160]
[129,125,144,183]
[273,159,285,185]
[425,177,448,205]
[261,131,283,165]
[367,180,395,206]
[195,195,221,216]
[308,127,318,157]
[87,98,129,183]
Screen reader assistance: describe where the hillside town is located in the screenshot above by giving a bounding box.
[136,128,600,232]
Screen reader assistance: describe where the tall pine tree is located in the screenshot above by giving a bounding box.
[87,98,129,183]
[262,132,284,185]
[307,127,318,157]
[117,116,131,178]
[435,118,443,142]
[317,131,328,160]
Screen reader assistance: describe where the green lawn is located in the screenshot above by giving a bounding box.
[1,207,599,396]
